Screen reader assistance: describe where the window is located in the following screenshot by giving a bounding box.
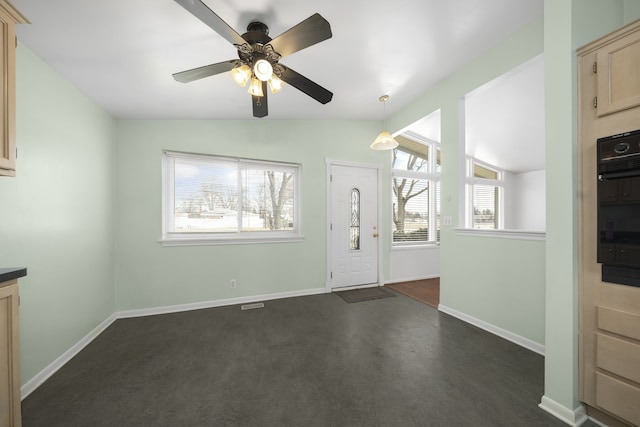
[162,151,302,245]
[350,188,360,250]
[465,158,503,229]
[392,135,441,245]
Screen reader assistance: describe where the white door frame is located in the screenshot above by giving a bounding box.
[325,158,384,292]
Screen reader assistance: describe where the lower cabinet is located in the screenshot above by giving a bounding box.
[0,280,20,427]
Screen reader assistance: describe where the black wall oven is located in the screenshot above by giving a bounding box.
[597,129,640,287]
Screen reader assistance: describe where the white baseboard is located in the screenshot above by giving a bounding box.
[21,313,117,400]
[116,287,326,319]
[21,287,327,399]
[438,304,545,355]
[539,396,588,426]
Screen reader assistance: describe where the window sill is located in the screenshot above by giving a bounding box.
[455,228,546,241]
[391,243,440,251]
[160,235,305,247]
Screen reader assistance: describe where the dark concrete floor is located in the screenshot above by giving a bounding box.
[22,290,590,426]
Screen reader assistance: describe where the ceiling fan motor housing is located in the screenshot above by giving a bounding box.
[237,26,283,78]
[246,21,269,35]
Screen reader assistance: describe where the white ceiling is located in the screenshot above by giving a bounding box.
[13,0,543,122]
[465,55,545,173]
[13,0,545,172]
[398,56,545,174]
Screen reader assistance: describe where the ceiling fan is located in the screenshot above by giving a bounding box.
[172,0,334,118]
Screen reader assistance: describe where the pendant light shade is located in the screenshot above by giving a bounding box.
[370,130,399,150]
[370,95,398,150]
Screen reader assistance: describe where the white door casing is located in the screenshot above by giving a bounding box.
[327,162,381,290]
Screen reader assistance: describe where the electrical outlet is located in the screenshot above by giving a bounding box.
[230,279,236,288]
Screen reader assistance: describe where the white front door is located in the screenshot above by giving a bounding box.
[329,164,379,289]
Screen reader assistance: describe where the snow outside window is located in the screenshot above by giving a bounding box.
[162,151,302,245]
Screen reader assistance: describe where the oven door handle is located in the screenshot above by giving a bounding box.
[599,169,640,180]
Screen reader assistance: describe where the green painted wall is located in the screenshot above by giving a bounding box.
[625,0,640,23]
[114,120,386,310]
[391,18,546,345]
[543,0,581,413]
[0,45,116,383]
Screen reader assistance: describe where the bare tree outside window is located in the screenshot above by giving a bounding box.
[393,149,429,242]
[267,171,293,230]
[164,152,300,237]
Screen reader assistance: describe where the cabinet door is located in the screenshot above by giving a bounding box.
[0,5,16,177]
[0,282,20,427]
[596,26,640,116]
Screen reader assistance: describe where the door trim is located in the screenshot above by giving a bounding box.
[325,158,384,292]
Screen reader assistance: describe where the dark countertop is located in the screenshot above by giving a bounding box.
[0,267,27,284]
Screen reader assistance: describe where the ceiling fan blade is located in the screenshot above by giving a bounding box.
[172,60,236,83]
[268,13,332,58]
[174,0,247,47]
[252,82,268,118]
[280,66,333,104]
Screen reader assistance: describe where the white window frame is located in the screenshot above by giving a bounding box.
[391,135,441,247]
[161,151,303,246]
[464,157,504,229]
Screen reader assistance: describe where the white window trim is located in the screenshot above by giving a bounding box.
[455,228,546,241]
[160,150,304,246]
[464,156,505,229]
[160,234,304,247]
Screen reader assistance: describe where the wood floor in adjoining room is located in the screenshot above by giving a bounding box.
[386,278,440,308]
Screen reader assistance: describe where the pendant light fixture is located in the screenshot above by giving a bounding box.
[370,95,399,150]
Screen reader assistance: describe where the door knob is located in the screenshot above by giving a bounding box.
[373,233,379,238]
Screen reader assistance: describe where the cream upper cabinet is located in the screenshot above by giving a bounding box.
[596,23,640,117]
[0,0,28,177]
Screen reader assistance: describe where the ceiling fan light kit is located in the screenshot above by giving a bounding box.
[248,78,264,97]
[172,0,334,118]
[253,59,273,81]
[370,95,399,150]
[230,64,251,87]
[268,75,284,94]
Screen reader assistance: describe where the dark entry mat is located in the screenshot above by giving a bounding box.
[334,287,396,303]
